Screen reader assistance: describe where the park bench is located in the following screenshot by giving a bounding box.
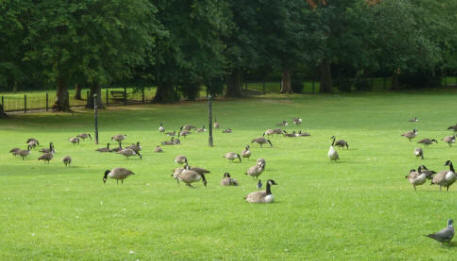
[110,90,130,102]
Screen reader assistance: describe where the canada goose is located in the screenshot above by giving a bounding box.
[111,134,127,147]
[179,130,191,138]
[401,129,418,141]
[166,131,176,136]
[186,165,210,176]
[154,145,163,152]
[69,137,80,144]
[126,142,141,153]
[418,165,436,179]
[328,136,339,161]
[224,152,242,163]
[251,137,273,147]
[334,138,349,149]
[431,160,456,191]
[38,152,54,164]
[447,124,457,132]
[263,129,283,137]
[161,137,175,145]
[96,143,111,152]
[159,123,165,132]
[414,148,424,160]
[62,156,72,167]
[18,145,32,160]
[221,172,238,186]
[197,125,207,132]
[418,138,438,146]
[296,130,311,137]
[282,130,297,137]
[408,117,418,122]
[292,117,302,125]
[175,155,188,164]
[214,117,220,129]
[425,219,454,244]
[39,142,55,153]
[257,179,262,190]
[405,167,426,191]
[103,168,134,184]
[176,165,207,187]
[182,124,195,131]
[26,138,39,148]
[242,145,251,159]
[117,148,142,159]
[10,147,20,156]
[443,135,456,147]
[77,133,92,140]
[222,128,232,133]
[246,161,265,179]
[171,167,185,182]
[173,138,181,145]
[276,121,288,127]
[245,179,278,203]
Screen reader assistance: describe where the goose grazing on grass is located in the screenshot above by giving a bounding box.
[220,172,238,186]
[443,135,456,147]
[245,179,278,203]
[77,133,92,141]
[224,152,242,163]
[292,117,302,125]
[242,145,251,159]
[197,125,207,132]
[26,138,39,149]
[334,138,349,150]
[408,117,418,122]
[328,136,339,162]
[401,129,418,141]
[39,142,55,153]
[418,138,438,146]
[38,152,54,164]
[175,155,188,164]
[111,134,127,147]
[405,167,426,191]
[246,161,265,179]
[431,160,456,191]
[159,123,165,132]
[117,148,142,159]
[251,137,273,147]
[10,147,20,156]
[425,219,454,245]
[418,165,436,179]
[103,168,134,184]
[69,137,80,144]
[154,145,163,152]
[176,165,207,188]
[214,117,220,129]
[447,124,457,132]
[96,143,111,152]
[126,142,142,153]
[165,131,176,137]
[222,128,232,133]
[257,179,262,190]
[263,128,283,137]
[414,148,424,160]
[62,156,72,167]
[18,145,31,160]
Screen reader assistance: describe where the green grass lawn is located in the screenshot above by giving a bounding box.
[2,92,457,260]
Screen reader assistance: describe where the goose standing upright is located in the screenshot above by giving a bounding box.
[39,142,55,153]
[443,135,456,147]
[245,179,278,203]
[328,136,339,161]
[38,152,54,163]
[62,156,72,167]
[405,167,426,191]
[18,145,31,160]
[431,160,457,191]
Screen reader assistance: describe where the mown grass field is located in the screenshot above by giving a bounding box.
[2,92,457,260]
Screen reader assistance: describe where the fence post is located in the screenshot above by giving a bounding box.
[24,95,27,113]
[1,96,4,109]
[123,87,127,105]
[45,92,49,111]
[142,88,145,103]
[105,88,109,106]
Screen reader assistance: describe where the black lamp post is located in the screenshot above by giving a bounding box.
[94,94,99,144]
[208,95,213,147]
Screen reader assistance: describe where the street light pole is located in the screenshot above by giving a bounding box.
[94,94,99,145]
[208,95,213,147]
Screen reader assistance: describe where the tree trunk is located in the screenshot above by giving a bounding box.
[391,69,400,90]
[319,59,333,93]
[280,69,292,94]
[153,84,179,103]
[86,84,104,109]
[52,78,71,112]
[226,69,242,97]
[74,84,82,100]
[0,103,7,118]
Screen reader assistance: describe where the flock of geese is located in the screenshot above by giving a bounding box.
[7,115,457,243]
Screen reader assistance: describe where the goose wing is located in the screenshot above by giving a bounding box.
[245,191,267,203]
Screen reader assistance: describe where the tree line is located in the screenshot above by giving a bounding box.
[1,0,457,112]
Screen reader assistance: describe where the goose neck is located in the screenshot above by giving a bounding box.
[266,182,272,195]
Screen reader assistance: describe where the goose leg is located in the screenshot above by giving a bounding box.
[116,180,119,185]
[414,185,416,191]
